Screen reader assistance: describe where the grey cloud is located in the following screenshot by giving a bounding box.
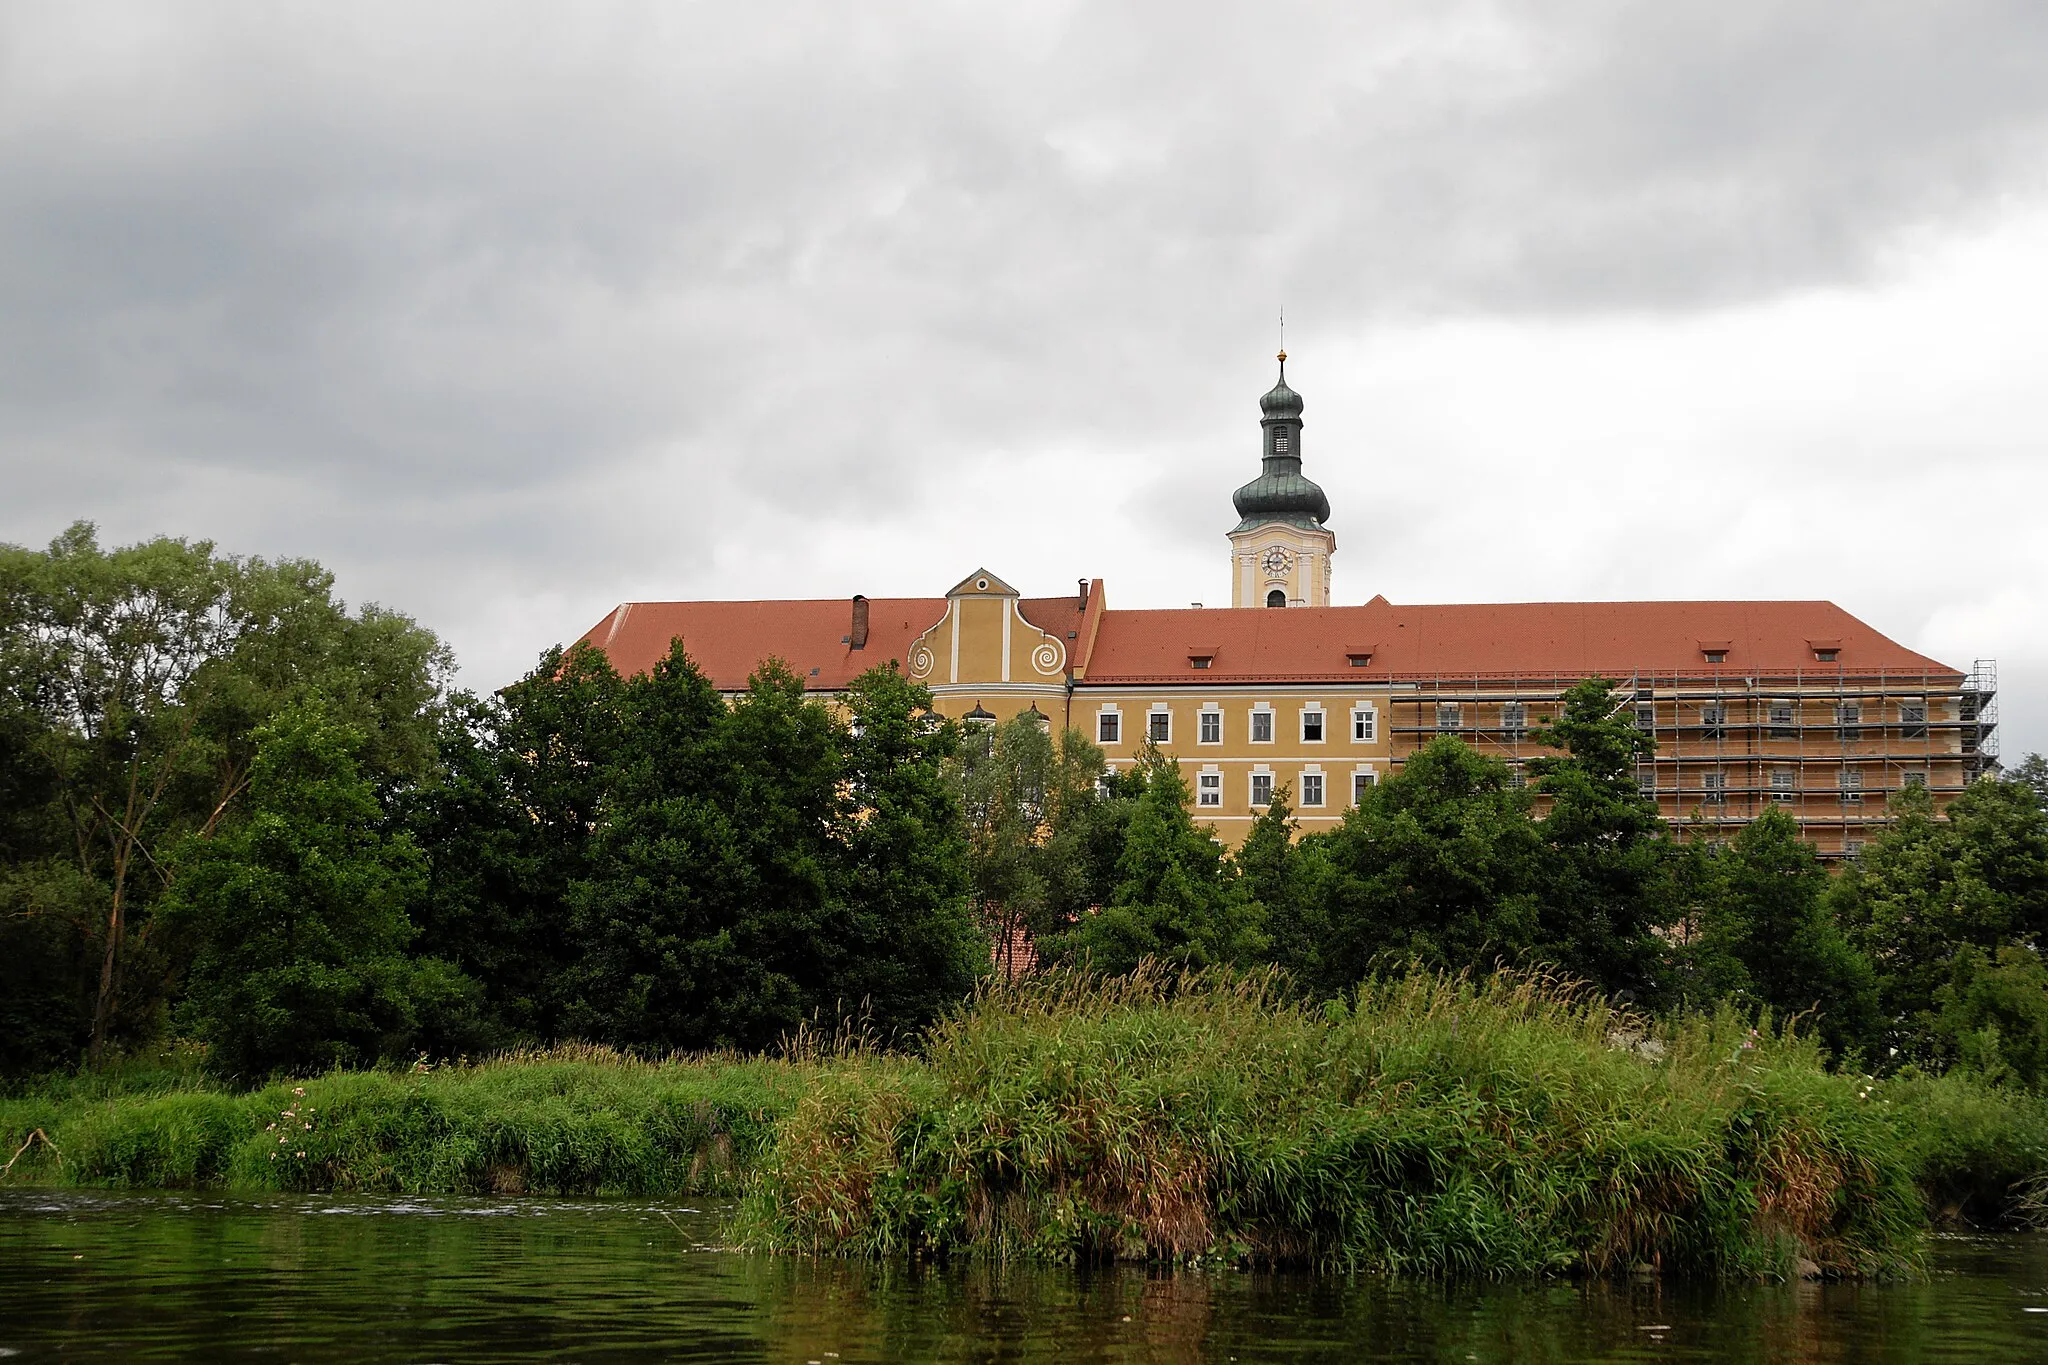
[2,1,2045,738]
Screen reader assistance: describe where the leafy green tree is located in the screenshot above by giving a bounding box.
[1528,677,1674,1000]
[396,643,627,1040]
[0,522,446,1066]
[1680,807,1879,1059]
[1044,745,1263,975]
[1834,776,2048,1061]
[1032,728,1133,936]
[1930,945,2048,1089]
[831,662,983,1035]
[1234,787,1327,984]
[953,713,1056,968]
[1308,736,1544,994]
[164,704,478,1078]
[563,649,831,1049]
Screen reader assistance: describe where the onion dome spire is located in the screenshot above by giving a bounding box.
[1232,351,1330,530]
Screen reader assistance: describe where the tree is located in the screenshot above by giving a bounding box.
[1833,776,2048,1062]
[1044,745,1263,975]
[831,663,983,1035]
[395,643,628,1040]
[1527,677,1674,1000]
[1681,807,1879,1059]
[1308,736,1544,993]
[1930,945,2048,1090]
[1234,787,1326,984]
[164,704,478,1078]
[953,713,1056,973]
[0,522,447,1066]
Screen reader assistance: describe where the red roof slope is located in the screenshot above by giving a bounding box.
[575,598,944,690]
[1082,599,1957,683]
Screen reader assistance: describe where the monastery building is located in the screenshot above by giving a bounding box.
[575,355,1998,857]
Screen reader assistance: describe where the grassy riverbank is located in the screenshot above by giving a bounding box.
[9,969,2048,1277]
[0,1045,804,1196]
[738,968,2048,1276]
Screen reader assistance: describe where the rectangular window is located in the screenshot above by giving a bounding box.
[1301,773,1325,807]
[1197,772,1222,807]
[1352,771,1377,804]
[1506,767,1526,789]
[1900,700,1927,740]
[1770,700,1796,739]
[1436,702,1461,730]
[1352,707,1376,742]
[1501,701,1526,735]
[1702,771,1726,804]
[1700,703,1726,741]
[1636,704,1656,731]
[1841,768,1864,804]
[1903,769,1927,789]
[1148,710,1171,744]
[1771,769,1797,802]
[1301,709,1325,742]
[1251,710,1273,743]
[1097,711,1120,744]
[1838,702,1862,742]
[1845,838,1864,857]
[1638,772,1658,800]
[1250,773,1273,807]
[1274,431,1290,453]
[1199,710,1221,744]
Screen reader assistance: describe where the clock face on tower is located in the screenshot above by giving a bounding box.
[1260,546,1294,577]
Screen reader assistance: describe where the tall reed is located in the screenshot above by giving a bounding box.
[740,964,1933,1276]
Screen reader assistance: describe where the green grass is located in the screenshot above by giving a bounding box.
[10,970,2048,1279]
[0,1044,806,1196]
[736,966,2048,1276]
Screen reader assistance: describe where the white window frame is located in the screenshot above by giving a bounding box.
[1300,704,1327,744]
[1900,699,1927,739]
[1436,701,1461,731]
[1299,766,1325,807]
[1771,768,1797,802]
[1249,767,1274,807]
[1903,768,1928,789]
[1501,700,1527,735]
[1350,702,1378,743]
[1146,704,1172,746]
[1096,704,1123,746]
[1197,703,1223,745]
[1841,768,1864,804]
[1249,704,1275,745]
[1838,701,1863,741]
[1351,766,1378,805]
[1196,767,1223,808]
[1701,770,1726,804]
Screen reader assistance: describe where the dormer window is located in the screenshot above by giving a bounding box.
[1703,650,1726,665]
[1815,649,1838,663]
[1346,645,1376,667]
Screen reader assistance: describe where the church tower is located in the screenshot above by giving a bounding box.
[1229,352,1335,607]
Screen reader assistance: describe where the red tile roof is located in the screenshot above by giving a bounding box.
[574,598,944,690]
[1080,598,1958,683]
[570,591,1959,693]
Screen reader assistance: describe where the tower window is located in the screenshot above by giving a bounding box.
[1274,430,1290,453]
[1266,589,1287,608]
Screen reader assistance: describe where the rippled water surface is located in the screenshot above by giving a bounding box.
[4,1190,2048,1362]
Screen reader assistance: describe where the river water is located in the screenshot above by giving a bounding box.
[3,1190,2047,1362]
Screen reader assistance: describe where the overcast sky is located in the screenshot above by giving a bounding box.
[3,1,2045,757]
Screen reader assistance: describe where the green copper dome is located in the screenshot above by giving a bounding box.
[1232,354,1330,531]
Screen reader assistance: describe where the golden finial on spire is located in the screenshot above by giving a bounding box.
[1278,306,1286,364]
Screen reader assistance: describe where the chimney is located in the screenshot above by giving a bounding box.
[1077,578,1090,609]
[849,594,869,650]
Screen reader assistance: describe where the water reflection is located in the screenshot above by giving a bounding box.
[2,1190,2046,1362]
